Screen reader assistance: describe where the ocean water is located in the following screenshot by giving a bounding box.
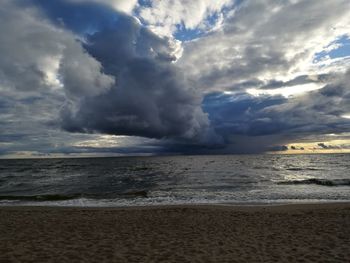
[0,154,349,207]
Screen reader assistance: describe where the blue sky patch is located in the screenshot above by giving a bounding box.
[138,0,152,8]
[33,0,120,36]
[173,4,236,41]
[314,35,350,62]
[174,27,205,41]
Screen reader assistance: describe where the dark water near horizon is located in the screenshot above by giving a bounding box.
[0,154,349,207]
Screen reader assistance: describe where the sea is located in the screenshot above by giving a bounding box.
[0,154,349,207]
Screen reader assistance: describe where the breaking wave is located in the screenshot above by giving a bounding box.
[277,178,350,187]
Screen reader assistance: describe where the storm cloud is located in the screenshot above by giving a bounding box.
[52,6,218,144]
[0,0,350,157]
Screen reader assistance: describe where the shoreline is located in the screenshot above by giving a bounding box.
[1,200,350,209]
[1,202,350,215]
[1,202,350,214]
[1,203,349,262]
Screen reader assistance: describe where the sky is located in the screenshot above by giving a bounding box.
[0,0,350,158]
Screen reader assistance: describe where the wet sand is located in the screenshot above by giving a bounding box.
[0,203,349,262]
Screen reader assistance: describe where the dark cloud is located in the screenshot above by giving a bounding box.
[61,58,210,140]
[290,146,304,151]
[208,84,350,138]
[203,92,288,138]
[268,145,288,152]
[200,69,350,152]
[57,3,219,144]
[0,0,220,158]
[318,143,341,150]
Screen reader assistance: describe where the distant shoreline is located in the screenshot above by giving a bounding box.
[1,151,350,160]
[1,203,349,262]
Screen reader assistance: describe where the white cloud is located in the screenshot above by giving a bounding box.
[178,0,350,94]
[138,0,233,36]
[109,0,138,13]
[247,83,324,98]
[0,0,114,97]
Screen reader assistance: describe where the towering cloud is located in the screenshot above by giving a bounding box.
[0,0,219,152]
[51,6,217,143]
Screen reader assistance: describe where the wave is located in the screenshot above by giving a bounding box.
[277,178,350,187]
[285,167,322,171]
[0,191,149,202]
[0,194,82,202]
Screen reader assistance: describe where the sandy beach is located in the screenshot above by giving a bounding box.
[0,203,349,262]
